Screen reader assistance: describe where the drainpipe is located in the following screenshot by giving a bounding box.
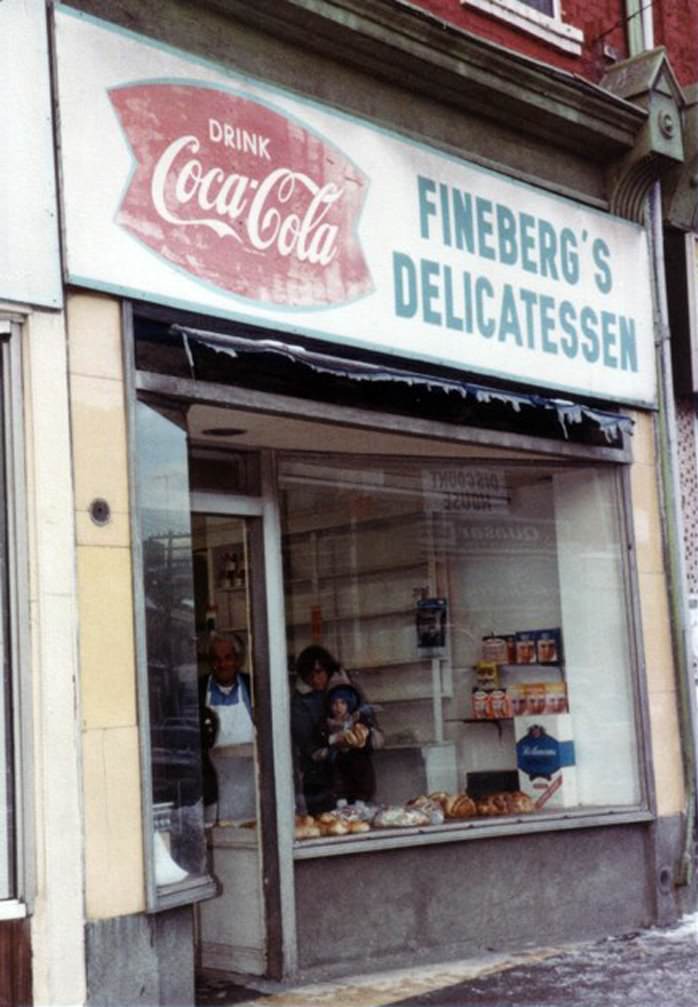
[649,181,698,889]
[623,0,698,890]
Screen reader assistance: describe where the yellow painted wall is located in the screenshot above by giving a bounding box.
[629,409,686,817]
[67,292,145,919]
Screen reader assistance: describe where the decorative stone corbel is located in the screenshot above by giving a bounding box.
[601,48,685,222]
[663,84,698,231]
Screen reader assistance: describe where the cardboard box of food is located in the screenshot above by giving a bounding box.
[514,714,577,809]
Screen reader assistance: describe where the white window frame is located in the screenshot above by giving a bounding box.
[0,315,32,918]
[461,0,584,55]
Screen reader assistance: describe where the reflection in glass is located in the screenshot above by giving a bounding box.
[0,375,13,898]
[135,402,206,884]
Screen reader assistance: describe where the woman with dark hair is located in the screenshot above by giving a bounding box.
[290,645,344,814]
[290,645,382,813]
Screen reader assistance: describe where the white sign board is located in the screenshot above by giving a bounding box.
[54,6,655,405]
[1,0,62,308]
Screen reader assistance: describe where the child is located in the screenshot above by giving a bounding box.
[321,683,380,804]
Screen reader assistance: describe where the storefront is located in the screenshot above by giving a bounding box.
[52,1,692,999]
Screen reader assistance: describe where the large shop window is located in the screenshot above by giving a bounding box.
[0,325,27,908]
[281,453,642,842]
[0,366,14,902]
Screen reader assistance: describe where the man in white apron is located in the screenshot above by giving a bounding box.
[200,635,256,826]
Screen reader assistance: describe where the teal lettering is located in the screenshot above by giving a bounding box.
[619,315,638,372]
[593,238,612,293]
[560,229,579,285]
[496,204,518,266]
[498,284,523,345]
[393,252,417,317]
[538,219,559,280]
[421,258,442,325]
[453,191,475,253]
[520,213,537,274]
[463,271,474,333]
[519,288,538,349]
[443,266,464,330]
[580,306,600,363]
[476,198,496,260]
[417,176,437,240]
[439,183,452,247]
[601,311,618,368]
[475,276,495,336]
[559,301,578,358]
[539,295,558,354]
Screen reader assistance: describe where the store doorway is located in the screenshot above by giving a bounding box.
[192,510,268,976]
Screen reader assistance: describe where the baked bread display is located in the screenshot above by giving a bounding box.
[444,794,477,819]
[373,805,431,828]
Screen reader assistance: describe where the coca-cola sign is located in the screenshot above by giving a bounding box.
[109,83,372,306]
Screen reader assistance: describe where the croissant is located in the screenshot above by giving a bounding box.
[444,793,475,818]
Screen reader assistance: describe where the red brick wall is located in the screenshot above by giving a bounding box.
[411,0,698,88]
[652,0,698,86]
[410,0,627,81]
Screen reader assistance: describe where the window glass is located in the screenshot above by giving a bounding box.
[0,643,12,901]
[0,367,13,897]
[135,402,207,887]
[281,454,641,837]
[522,0,554,15]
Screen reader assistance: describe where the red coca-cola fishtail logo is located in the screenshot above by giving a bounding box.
[109,83,372,307]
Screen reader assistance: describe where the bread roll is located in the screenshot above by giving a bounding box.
[508,792,535,814]
[451,795,477,818]
[348,820,370,833]
[320,819,350,836]
[294,824,321,839]
[343,723,369,748]
[445,793,475,818]
[428,791,449,808]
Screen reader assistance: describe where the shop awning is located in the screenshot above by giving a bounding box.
[171,324,634,445]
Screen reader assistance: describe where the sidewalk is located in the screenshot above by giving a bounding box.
[196,945,571,1007]
[196,914,698,1007]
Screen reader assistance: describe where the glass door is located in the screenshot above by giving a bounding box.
[193,512,267,975]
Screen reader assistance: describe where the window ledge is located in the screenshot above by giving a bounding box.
[0,900,27,921]
[293,807,653,858]
[461,0,584,55]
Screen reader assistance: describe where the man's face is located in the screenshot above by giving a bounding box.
[210,640,241,686]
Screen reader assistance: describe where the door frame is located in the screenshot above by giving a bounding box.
[191,455,297,977]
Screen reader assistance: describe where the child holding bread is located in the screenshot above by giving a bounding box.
[317,683,380,804]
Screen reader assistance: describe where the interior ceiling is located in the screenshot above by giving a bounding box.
[187,403,541,459]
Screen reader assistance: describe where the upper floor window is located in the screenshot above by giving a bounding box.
[461,0,583,55]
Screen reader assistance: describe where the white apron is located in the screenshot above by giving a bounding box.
[207,681,256,822]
